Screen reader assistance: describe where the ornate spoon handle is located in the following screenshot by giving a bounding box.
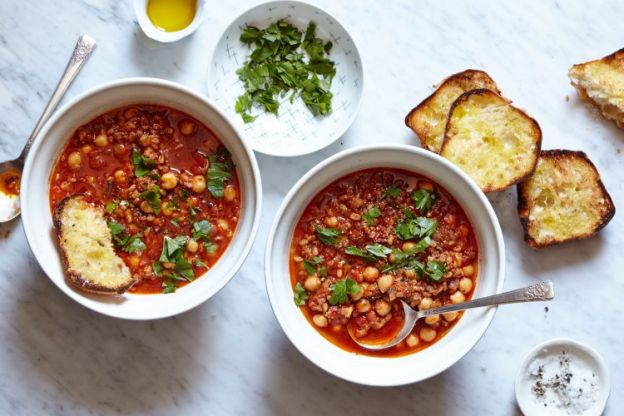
[19,35,96,162]
[418,281,555,318]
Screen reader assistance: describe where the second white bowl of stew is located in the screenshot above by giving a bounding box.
[265,144,504,385]
[21,78,262,319]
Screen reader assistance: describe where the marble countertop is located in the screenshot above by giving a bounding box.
[1,0,623,414]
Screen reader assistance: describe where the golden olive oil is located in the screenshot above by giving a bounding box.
[147,0,196,32]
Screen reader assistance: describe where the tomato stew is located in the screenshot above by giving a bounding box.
[290,168,478,357]
[49,105,240,294]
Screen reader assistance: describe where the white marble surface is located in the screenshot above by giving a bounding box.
[0,0,623,414]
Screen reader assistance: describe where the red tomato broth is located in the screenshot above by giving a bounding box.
[0,168,20,196]
[289,168,478,357]
[49,104,240,294]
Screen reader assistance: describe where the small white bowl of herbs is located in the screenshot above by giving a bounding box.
[208,0,363,156]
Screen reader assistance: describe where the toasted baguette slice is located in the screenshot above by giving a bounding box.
[405,69,500,153]
[440,89,541,193]
[517,150,615,248]
[569,49,624,128]
[53,195,135,294]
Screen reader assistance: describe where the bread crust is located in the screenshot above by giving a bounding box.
[440,89,542,193]
[53,195,136,295]
[517,150,615,248]
[405,69,500,152]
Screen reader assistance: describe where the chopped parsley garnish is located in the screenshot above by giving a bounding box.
[302,256,324,275]
[381,237,433,273]
[363,207,382,225]
[316,227,341,245]
[329,278,361,305]
[192,220,213,242]
[422,260,447,281]
[106,220,146,253]
[140,185,162,215]
[106,200,127,214]
[365,243,392,258]
[154,235,196,293]
[345,243,392,263]
[395,217,437,241]
[412,189,436,213]
[207,147,233,198]
[345,246,377,263]
[235,20,335,122]
[194,259,208,268]
[131,149,156,178]
[294,282,308,306]
[383,186,401,199]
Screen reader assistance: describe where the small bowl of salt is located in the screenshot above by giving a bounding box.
[515,338,610,415]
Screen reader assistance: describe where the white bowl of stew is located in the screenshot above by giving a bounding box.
[265,144,504,385]
[21,78,262,319]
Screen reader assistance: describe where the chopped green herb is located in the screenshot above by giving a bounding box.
[294,282,308,306]
[192,220,213,242]
[131,149,156,178]
[423,260,446,281]
[302,256,324,275]
[162,279,176,294]
[106,220,146,253]
[383,186,401,199]
[106,200,119,214]
[194,259,208,268]
[316,227,341,245]
[365,243,392,258]
[363,207,382,225]
[235,20,335,122]
[204,242,218,254]
[179,189,189,201]
[329,278,361,305]
[140,185,162,215]
[395,217,437,240]
[155,235,196,293]
[345,246,377,263]
[171,218,180,227]
[207,148,233,198]
[318,266,328,277]
[412,189,436,213]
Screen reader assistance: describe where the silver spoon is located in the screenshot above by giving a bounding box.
[349,281,555,350]
[0,35,96,222]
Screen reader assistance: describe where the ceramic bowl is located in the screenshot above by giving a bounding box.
[133,0,207,43]
[265,144,505,386]
[515,338,610,415]
[21,78,262,320]
[208,0,364,156]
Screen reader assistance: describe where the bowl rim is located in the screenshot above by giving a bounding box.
[20,77,263,320]
[264,144,505,385]
[514,337,611,415]
[207,0,365,157]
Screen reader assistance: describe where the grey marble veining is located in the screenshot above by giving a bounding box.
[0,0,623,414]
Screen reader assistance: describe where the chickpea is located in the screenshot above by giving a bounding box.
[161,202,173,217]
[419,181,434,191]
[450,290,466,304]
[350,286,364,301]
[325,216,338,227]
[94,133,108,147]
[304,276,321,291]
[459,277,473,294]
[406,334,420,348]
[312,314,328,328]
[67,151,82,170]
[128,255,140,268]
[356,299,371,313]
[419,297,433,311]
[186,239,199,253]
[191,175,206,193]
[443,311,458,322]
[81,144,93,154]
[124,107,138,119]
[425,314,440,325]
[374,300,391,316]
[462,264,474,277]
[113,169,127,184]
[419,327,437,342]
[405,269,416,279]
[179,119,197,136]
[217,219,229,231]
[140,200,153,213]
[362,266,379,282]
[161,172,178,190]
[402,241,416,251]
[377,274,394,293]
[224,185,237,202]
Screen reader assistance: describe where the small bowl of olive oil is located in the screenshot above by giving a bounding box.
[134,0,206,43]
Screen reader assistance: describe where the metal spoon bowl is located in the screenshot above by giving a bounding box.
[0,35,96,222]
[349,281,555,350]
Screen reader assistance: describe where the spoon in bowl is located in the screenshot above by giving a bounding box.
[348,281,555,350]
[0,35,96,223]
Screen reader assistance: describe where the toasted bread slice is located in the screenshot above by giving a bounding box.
[517,150,615,248]
[53,195,135,294]
[569,49,624,128]
[440,89,541,193]
[405,69,500,153]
